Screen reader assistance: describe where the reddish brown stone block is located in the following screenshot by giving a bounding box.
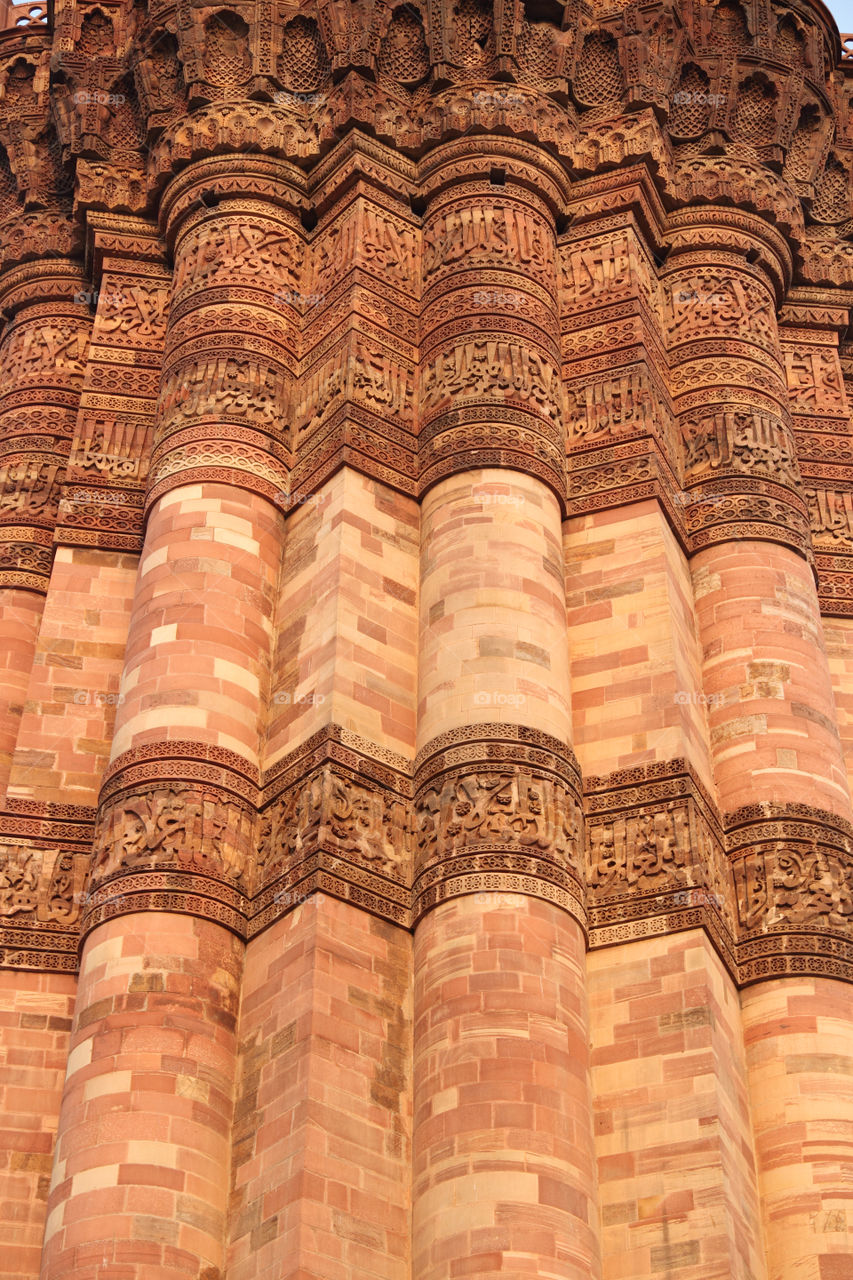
[2,8,853,1280]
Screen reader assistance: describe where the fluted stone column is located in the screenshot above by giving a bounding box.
[411,140,600,1280]
[559,190,768,1280]
[227,159,420,1280]
[664,206,853,1280]
[40,157,298,1280]
[0,214,91,1280]
[0,258,90,798]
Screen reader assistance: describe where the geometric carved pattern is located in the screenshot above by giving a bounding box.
[730,803,853,984]
[413,724,586,927]
[2,4,853,984]
[573,31,623,109]
[3,730,848,987]
[585,758,736,973]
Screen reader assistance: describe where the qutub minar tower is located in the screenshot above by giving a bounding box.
[2,0,853,1277]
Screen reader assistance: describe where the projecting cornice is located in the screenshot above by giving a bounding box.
[0,0,850,260]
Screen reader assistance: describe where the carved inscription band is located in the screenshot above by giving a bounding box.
[0,729,837,986]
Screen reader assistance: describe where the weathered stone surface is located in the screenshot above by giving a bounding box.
[0,1,853,1277]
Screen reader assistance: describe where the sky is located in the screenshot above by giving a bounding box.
[830,0,853,34]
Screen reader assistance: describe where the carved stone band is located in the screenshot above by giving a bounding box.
[82,741,260,938]
[0,800,96,973]
[14,736,853,988]
[413,725,586,927]
[254,724,413,931]
[728,802,853,985]
[584,758,735,971]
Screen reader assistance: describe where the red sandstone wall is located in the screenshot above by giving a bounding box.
[41,912,242,1280]
[4,551,137,807]
[824,619,853,797]
[413,895,600,1280]
[589,931,766,1280]
[742,978,853,1280]
[0,592,45,802]
[3,7,853,1280]
[692,541,850,815]
[565,501,714,788]
[0,972,76,1280]
[230,897,412,1280]
[266,471,419,764]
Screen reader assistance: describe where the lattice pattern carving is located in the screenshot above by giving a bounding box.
[377,7,429,85]
[708,0,750,52]
[203,10,251,89]
[517,16,559,84]
[453,0,493,70]
[105,79,145,152]
[784,105,822,183]
[280,16,329,93]
[669,64,712,139]
[775,12,806,66]
[733,75,778,146]
[812,155,850,224]
[145,33,184,112]
[77,8,114,57]
[574,31,623,108]
[1,56,34,106]
[0,144,17,218]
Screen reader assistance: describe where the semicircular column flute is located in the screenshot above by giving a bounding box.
[0,260,91,798]
[411,140,600,1280]
[418,147,566,499]
[664,205,853,1280]
[663,209,845,815]
[40,157,301,1280]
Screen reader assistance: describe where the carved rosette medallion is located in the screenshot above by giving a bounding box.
[729,803,853,984]
[254,726,413,931]
[413,725,585,926]
[418,142,568,499]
